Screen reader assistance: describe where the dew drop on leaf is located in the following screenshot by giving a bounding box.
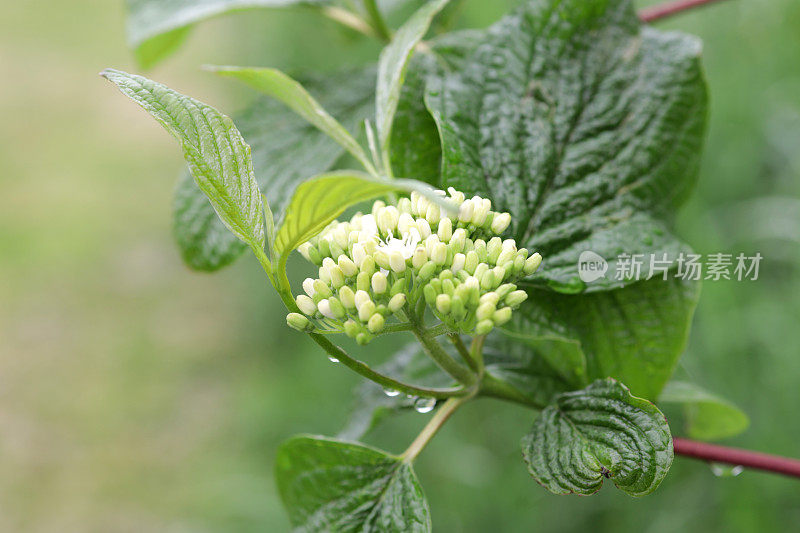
[383,388,400,397]
[414,397,436,414]
[328,356,340,363]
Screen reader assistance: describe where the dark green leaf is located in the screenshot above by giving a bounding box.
[174,66,375,270]
[660,381,749,441]
[522,378,673,496]
[425,0,708,292]
[505,277,700,400]
[102,69,267,252]
[125,0,329,68]
[276,435,431,532]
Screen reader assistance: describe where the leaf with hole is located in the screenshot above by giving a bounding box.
[276,435,430,532]
[522,378,673,496]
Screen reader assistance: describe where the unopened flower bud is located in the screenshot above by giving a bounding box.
[505,290,528,307]
[474,263,489,280]
[338,286,356,309]
[397,212,415,235]
[493,307,513,326]
[487,237,503,264]
[354,290,371,310]
[465,250,479,274]
[388,251,406,273]
[437,217,453,242]
[450,295,466,319]
[356,332,371,345]
[317,239,331,258]
[492,265,507,283]
[388,293,406,313]
[491,212,512,234]
[368,313,385,333]
[436,294,452,315]
[371,272,388,294]
[344,319,359,338]
[481,270,496,290]
[374,250,391,270]
[474,240,488,262]
[329,266,345,288]
[448,187,465,204]
[496,283,515,299]
[523,253,542,275]
[360,255,376,276]
[358,300,376,322]
[452,253,466,274]
[476,301,496,321]
[475,319,494,335]
[472,198,491,225]
[356,271,370,291]
[426,204,441,225]
[412,246,428,269]
[423,284,437,305]
[480,291,500,306]
[431,242,447,265]
[351,243,367,266]
[298,242,313,261]
[338,256,358,277]
[317,299,335,319]
[302,278,316,297]
[497,248,516,267]
[312,280,332,298]
[286,313,311,331]
[458,199,474,223]
[397,197,412,214]
[416,218,432,239]
[418,261,437,280]
[390,278,406,296]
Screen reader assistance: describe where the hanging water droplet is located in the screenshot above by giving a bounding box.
[383,388,400,397]
[414,397,436,414]
[328,356,339,363]
[710,462,744,477]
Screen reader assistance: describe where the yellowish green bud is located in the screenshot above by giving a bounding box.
[481,270,496,290]
[425,204,441,225]
[412,246,428,269]
[491,212,512,234]
[506,290,528,307]
[450,228,467,253]
[475,319,494,335]
[338,256,358,277]
[493,307,513,326]
[418,261,437,280]
[487,237,503,263]
[416,218,432,239]
[371,271,388,294]
[477,302,496,321]
[368,313,385,333]
[286,313,310,331]
[313,279,332,298]
[423,284,437,305]
[437,217,453,242]
[431,242,448,265]
[436,294,452,315]
[452,253,466,274]
[354,290,371,310]
[388,251,407,273]
[388,293,406,313]
[374,250,391,270]
[356,271,370,292]
[356,332,371,345]
[338,286,356,309]
[344,319,359,337]
[358,300,376,322]
[523,252,543,275]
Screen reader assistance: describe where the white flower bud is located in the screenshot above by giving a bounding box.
[493,307,513,326]
[378,206,399,234]
[425,204,441,225]
[367,313,385,333]
[296,295,317,316]
[317,299,336,319]
[458,199,474,223]
[388,293,406,313]
[374,250,391,270]
[447,187,465,204]
[416,218,432,239]
[338,256,358,277]
[505,290,528,307]
[328,266,345,288]
[437,217,453,242]
[351,243,367,266]
[431,242,447,265]
[358,300,376,322]
[371,271,388,294]
[480,292,500,306]
[412,246,428,269]
[491,212,511,234]
[472,198,490,225]
[397,213,416,235]
[302,278,316,297]
[497,248,516,267]
[450,228,467,253]
[397,197,412,214]
[388,251,406,273]
[354,290,371,311]
[451,253,466,274]
[298,242,313,261]
[476,302,496,321]
[333,226,348,249]
[523,252,543,275]
[371,200,386,218]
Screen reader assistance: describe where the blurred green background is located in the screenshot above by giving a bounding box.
[1,0,799,531]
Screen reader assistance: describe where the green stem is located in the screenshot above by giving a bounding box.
[449,334,479,373]
[402,396,467,462]
[479,373,544,409]
[363,0,392,42]
[470,335,486,374]
[410,320,475,386]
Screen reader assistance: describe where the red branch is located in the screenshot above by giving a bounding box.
[674,438,800,478]
[639,0,732,23]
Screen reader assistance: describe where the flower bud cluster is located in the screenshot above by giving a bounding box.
[286,188,542,344]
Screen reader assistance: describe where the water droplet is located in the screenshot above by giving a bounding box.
[710,463,744,477]
[383,389,400,397]
[328,356,339,363]
[414,397,437,414]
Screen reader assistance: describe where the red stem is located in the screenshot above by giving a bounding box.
[674,438,800,478]
[639,0,732,23]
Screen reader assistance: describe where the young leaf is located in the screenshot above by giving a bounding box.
[425,0,708,292]
[276,435,431,532]
[173,66,376,271]
[522,378,673,497]
[660,381,749,441]
[504,277,700,400]
[376,0,450,165]
[274,172,446,259]
[126,0,329,68]
[102,69,267,252]
[208,66,376,174]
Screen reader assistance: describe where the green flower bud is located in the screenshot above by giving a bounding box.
[338,286,356,309]
[374,250,391,270]
[474,240,488,262]
[368,313,385,333]
[496,283,515,299]
[375,304,388,316]
[371,271,388,294]
[296,295,317,315]
[480,270,496,290]
[356,271,370,292]
[476,301,496,321]
[442,278,455,296]
[491,212,512,234]
[493,307,513,326]
[436,294,452,315]
[513,253,526,273]
[496,248,516,267]
[359,255,376,276]
[492,265,507,283]
[465,250,479,274]
[431,243,447,265]
[388,251,406,273]
[307,246,322,265]
[286,313,311,331]
[523,252,543,275]
[450,295,466,319]
[356,332,371,345]
[328,297,346,318]
[451,253,466,274]
[358,300,376,322]
[439,269,454,281]
[480,291,500,306]
[344,319,360,338]
[475,319,494,335]
[487,237,503,264]
[298,242,313,262]
[450,228,467,253]
[338,256,358,277]
[474,263,489,280]
[388,293,406,313]
[329,241,345,260]
[328,265,345,289]
[390,278,407,296]
[505,290,528,308]
[423,284,437,306]
[317,239,331,258]
[411,246,428,269]
[418,260,437,280]
[437,217,453,242]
